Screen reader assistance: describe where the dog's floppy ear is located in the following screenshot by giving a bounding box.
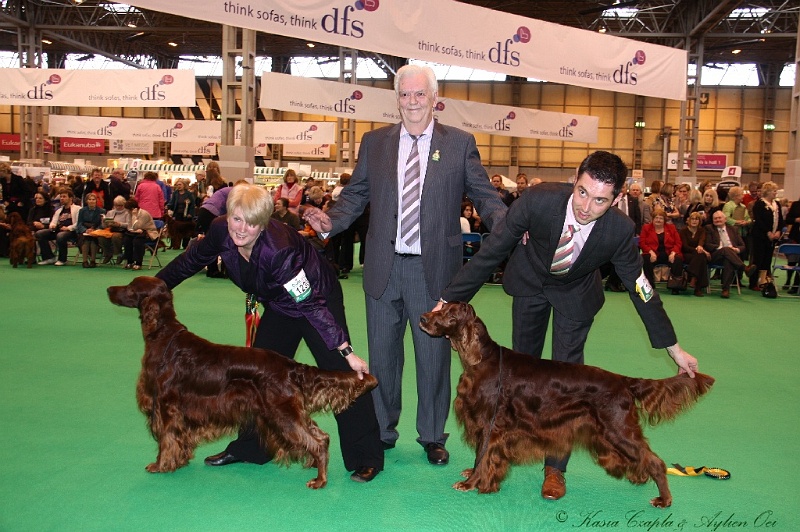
[449,303,483,366]
[139,296,162,336]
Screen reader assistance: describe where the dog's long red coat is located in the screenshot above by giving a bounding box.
[420,302,714,508]
[8,212,35,268]
[108,276,377,489]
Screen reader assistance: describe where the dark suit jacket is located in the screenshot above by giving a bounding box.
[703,224,746,255]
[442,183,677,349]
[326,121,506,300]
[620,194,642,234]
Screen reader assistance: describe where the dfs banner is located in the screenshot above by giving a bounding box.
[49,115,336,145]
[126,0,687,101]
[48,116,221,142]
[261,73,598,144]
[0,69,195,107]
[238,121,336,144]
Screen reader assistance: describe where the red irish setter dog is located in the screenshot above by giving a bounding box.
[8,212,36,268]
[108,276,377,489]
[420,302,714,508]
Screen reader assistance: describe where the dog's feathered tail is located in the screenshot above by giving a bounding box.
[302,371,378,414]
[626,373,715,426]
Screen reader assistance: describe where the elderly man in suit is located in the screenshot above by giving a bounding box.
[435,150,699,500]
[703,210,749,299]
[320,64,506,466]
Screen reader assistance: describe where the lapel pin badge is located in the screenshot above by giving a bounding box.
[432,150,440,162]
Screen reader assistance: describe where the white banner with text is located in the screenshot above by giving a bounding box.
[48,116,336,145]
[0,69,196,107]
[260,73,598,143]
[127,0,687,100]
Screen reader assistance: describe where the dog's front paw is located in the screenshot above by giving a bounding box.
[453,480,475,492]
[306,477,327,489]
[650,496,672,508]
[460,468,474,479]
[145,462,164,473]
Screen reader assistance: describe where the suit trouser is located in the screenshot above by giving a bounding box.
[224,282,384,471]
[709,247,746,289]
[366,254,451,447]
[512,294,594,472]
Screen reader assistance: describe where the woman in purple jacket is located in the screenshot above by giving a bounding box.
[156,183,383,483]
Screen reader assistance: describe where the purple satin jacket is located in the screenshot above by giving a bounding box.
[157,216,346,350]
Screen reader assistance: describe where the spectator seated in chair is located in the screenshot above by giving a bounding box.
[36,187,80,266]
[703,210,749,299]
[121,198,159,271]
[75,192,106,268]
[639,208,685,294]
[679,211,711,297]
[97,195,130,264]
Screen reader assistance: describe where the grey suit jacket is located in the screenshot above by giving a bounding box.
[326,121,506,300]
[442,183,678,349]
[703,224,746,255]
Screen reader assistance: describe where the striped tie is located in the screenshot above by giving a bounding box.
[400,135,422,246]
[550,225,576,275]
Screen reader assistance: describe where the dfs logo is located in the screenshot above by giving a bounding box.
[161,122,184,138]
[335,90,363,114]
[97,120,118,137]
[495,111,516,131]
[489,26,530,67]
[614,50,645,86]
[322,0,379,39]
[297,124,319,141]
[28,73,61,100]
[559,118,578,138]
[141,74,174,101]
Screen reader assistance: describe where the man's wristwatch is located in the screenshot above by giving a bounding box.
[338,345,354,358]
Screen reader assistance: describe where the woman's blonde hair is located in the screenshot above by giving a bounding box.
[761,181,779,196]
[226,183,273,227]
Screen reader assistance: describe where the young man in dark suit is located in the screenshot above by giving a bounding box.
[435,150,699,500]
[320,64,506,466]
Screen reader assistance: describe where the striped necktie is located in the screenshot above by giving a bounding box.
[550,225,576,275]
[400,135,422,246]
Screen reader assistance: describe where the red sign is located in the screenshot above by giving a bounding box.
[1,134,54,153]
[0,133,20,150]
[60,137,105,154]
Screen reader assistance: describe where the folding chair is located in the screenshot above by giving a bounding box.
[143,220,166,269]
[771,243,800,297]
[707,261,741,294]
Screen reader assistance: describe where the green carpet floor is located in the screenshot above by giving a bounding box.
[1,249,798,531]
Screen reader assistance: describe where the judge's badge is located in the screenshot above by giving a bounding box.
[635,271,654,302]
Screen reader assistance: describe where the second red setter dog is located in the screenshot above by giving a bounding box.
[420,302,714,508]
[164,213,196,250]
[8,212,36,268]
[108,276,377,488]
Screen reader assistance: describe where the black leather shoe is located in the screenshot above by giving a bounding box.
[204,451,243,466]
[424,443,449,465]
[350,467,379,483]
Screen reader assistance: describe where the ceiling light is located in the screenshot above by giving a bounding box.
[168,42,178,47]
[42,39,52,45]
[306,43,315,48]
[598,27,607,33]
[127,23,137,28]
[731,49,741,54]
